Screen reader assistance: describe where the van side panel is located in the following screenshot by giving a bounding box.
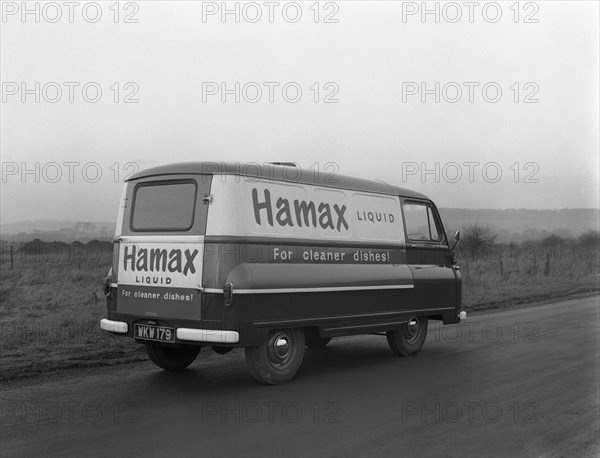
[198,178,459,340]
[205,179,406,244]
[203,178,412,293]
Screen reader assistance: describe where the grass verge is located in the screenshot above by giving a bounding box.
[1,242,598,382]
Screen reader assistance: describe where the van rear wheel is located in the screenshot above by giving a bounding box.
[245,328,305,385]
[387,317,428,356]
[145,343,200,371]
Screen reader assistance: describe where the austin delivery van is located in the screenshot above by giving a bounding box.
[101,162,464,384]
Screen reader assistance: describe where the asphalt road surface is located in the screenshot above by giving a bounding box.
[1,296,599,457]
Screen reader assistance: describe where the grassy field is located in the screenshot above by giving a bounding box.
[0,243,147,381]
[1,237,598,382]
[460,239,600,310]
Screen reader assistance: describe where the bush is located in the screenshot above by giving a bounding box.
[541,234,567,248]
[462,222,498,261]
[578,230,600,248]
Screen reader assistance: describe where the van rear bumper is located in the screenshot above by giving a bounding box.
[99,318,240,344]
[100,319,128,334]
[177,328,239,343]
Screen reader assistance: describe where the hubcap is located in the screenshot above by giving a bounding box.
[267,332,292,366]
[405,317,421,343]
[274,336,289,358]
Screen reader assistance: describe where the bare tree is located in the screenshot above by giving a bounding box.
[463,221,498,261]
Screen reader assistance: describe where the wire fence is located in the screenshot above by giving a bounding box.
[1,241,113,268]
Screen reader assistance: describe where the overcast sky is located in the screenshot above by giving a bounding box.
[1,0,598,224]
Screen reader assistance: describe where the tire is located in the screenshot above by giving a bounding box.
[145,343,200,371]
[245,328,305,385]
[305,328,332,348]
[386,316,428,356]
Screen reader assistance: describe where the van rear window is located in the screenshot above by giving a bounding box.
[131,181,197,231]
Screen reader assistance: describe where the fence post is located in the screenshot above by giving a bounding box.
[10,245,14,270]
[544,252,551,276]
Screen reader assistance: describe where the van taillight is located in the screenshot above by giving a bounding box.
[103,268,112,296]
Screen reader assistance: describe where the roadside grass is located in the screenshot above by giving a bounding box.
[462,243,600,311]
[1,251,147,381]
[0,239,598,382]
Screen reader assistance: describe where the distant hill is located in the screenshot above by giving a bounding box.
[0,220,115,243]
[438,208,599,242]
[1,210,598,243]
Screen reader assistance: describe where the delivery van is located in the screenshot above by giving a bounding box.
[100,162,465,384]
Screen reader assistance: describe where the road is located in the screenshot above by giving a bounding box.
[1,296,599,457]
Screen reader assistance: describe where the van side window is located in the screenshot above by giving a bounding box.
[403,202,442,242]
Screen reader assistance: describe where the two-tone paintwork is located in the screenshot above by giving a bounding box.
[104,162,462,347]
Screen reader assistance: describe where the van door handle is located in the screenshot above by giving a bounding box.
[203,194,214,204]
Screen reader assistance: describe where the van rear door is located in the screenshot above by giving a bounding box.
[114,175,212,321]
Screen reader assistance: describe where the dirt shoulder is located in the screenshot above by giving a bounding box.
[465,275,599,313]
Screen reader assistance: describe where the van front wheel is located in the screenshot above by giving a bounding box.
[387,317,428,356]
[145,343,200,371]
[245,328,305,385]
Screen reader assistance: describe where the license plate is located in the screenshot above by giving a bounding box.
[134,324,175,343]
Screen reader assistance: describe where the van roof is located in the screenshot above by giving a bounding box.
[127,162,430,200]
